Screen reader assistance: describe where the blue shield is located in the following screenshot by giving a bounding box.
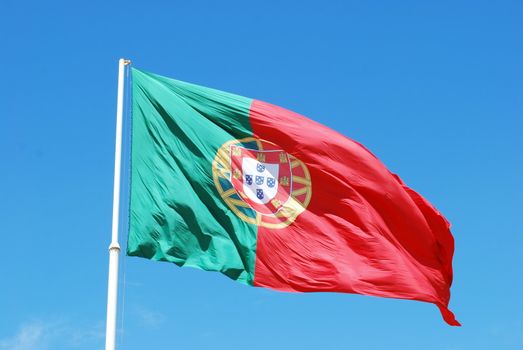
[267,177,275,188]
[256,189,264,200]
[256,163,265,172]
[245,174,253,185]
[255,175,264,185]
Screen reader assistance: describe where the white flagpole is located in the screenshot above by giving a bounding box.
[105,58,130,350]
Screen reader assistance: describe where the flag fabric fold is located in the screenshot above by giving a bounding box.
[127,68,459,326]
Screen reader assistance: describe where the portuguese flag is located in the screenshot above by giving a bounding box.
[127,68,459,326]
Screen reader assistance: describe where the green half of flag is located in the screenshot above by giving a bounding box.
[127,68,257,284]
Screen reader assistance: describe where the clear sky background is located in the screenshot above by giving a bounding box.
[1,0,522,349]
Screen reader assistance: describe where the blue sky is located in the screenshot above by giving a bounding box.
[1,0,522,349]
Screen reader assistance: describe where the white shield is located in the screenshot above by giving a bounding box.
[242,157,279,204]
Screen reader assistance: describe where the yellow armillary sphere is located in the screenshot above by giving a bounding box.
[212,137,312,229]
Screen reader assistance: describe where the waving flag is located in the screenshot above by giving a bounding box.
[127,68,459,326]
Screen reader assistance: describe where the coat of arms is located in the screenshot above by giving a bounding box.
[212,137,312,229]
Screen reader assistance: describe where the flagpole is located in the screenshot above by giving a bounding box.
[105,58,130,350]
